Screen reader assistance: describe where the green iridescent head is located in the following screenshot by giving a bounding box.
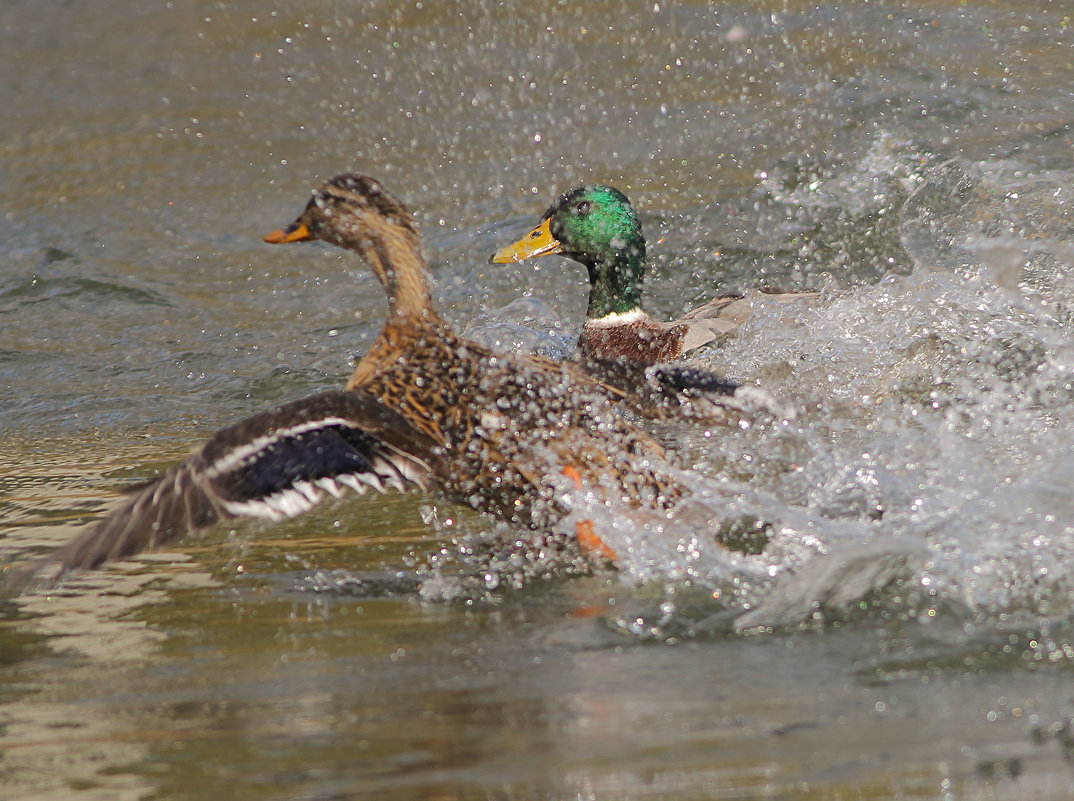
[492,185,647,319]
[545,185,645,267]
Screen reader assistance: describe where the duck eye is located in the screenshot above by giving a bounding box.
[575,201,591,214]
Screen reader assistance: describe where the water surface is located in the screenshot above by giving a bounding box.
[4,1,1074,798]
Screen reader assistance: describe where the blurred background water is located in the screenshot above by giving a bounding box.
[4,1,1074,798]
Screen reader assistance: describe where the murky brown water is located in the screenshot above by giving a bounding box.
[5,1,1074,798]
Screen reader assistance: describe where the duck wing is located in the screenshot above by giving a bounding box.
[48,390,442,576]
[679,295,752,345]
[680,289,822,340]
[578,357,793,423]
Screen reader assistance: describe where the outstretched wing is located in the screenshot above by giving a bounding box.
[49,390,442,576]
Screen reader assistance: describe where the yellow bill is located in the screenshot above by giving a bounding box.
[490,217,563,263]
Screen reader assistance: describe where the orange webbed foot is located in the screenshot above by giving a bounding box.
[562,465,619,562]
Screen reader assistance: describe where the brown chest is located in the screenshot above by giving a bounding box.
[580,320,686,362]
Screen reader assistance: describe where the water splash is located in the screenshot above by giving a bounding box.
[407,142,1074,643]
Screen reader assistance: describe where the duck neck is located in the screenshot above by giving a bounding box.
[584,242,646,322]
[344,230,453,391]
[356,229,442,327]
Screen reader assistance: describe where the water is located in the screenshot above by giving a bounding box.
[4,1,1074,798]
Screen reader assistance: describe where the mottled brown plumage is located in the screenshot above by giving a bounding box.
[19,175,709,586]
[274,175,685,529]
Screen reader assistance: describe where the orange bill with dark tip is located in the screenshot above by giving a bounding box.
[264,223,313,244]
[489,217,563,263]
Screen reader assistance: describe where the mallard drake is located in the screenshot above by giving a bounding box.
[491,185,817,362]
[33,175,738,580]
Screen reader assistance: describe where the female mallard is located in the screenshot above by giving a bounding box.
[32,174,753,580]
[491,185,816,362]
